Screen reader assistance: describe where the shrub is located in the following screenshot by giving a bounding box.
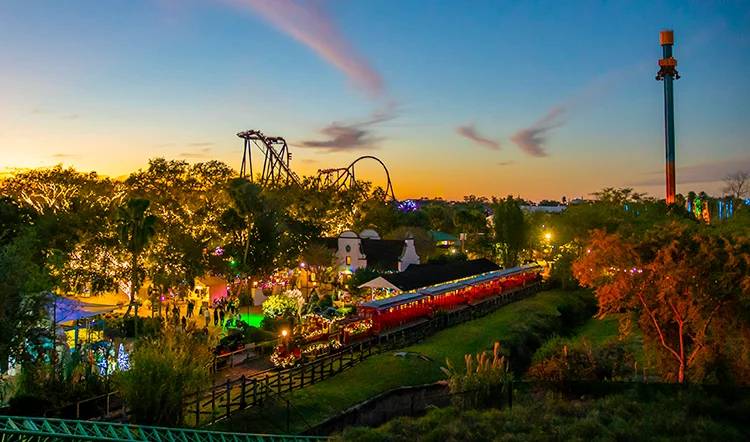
[528,338,636,382]
[113,329,212,425]
[334,389,750,442]
[237,323,275,344]
[262,294,297,319]
[499,291,596,374]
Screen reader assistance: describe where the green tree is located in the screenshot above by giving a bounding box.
[0,230,50,372]
[492,196,527,267]
[117,198,157,316]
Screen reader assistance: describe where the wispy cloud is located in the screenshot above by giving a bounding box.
[629,154,750,187]
[235,0,383,97]
[299,104,396,152]
[52,153,80,159]
[187,142,214,147]
[497,160,514,166]
[178,147,213,159]
[31,107,81,120]
[456,124,500,150]
[510,106,565,157]
[510,61,651,158]
[300,158,318,164]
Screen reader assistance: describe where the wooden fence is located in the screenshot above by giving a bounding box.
[182,283,541,427]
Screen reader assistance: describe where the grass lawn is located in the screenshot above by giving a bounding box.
[236,312,264,328]
[214,289,591,434]
[568,313,648,366]
[570,314,623,345]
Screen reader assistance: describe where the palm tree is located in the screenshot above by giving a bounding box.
[117,198,157,316]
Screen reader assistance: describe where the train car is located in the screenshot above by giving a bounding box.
[360,263,542,334]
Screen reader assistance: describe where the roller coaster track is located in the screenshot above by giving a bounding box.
[238,130,301,187]
[316,155,396,200]
[237,129,396,200]
[0,415,327,442]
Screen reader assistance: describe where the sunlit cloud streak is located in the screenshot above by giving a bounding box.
[497,160,514,166]
[510,107,564,157]
[235,0,383,97]
[178,147,213,159]
[299,104,396,152]
[456,124,500,150]
[510,60,654,158]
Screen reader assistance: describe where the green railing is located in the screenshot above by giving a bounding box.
[0,415,328,442]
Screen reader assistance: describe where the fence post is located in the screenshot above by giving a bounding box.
[76,401,80,419]
[195,388,201,426]
[289,368,293,392]
[252,378,258,406]
[210,380,216,423]
[240,375,247,409]
[268,375,271,401]
[225,379,231,419]
[301,363,306,388]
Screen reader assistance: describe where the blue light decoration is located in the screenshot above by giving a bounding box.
[397,199,418,212]
[94,342,130,376]
[117,343,130,371]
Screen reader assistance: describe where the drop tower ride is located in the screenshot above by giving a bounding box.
[656,30,680,205]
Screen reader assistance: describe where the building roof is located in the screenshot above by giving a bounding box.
[429,231,459,242]
[361,238,405,271]
[360,263,539,310]
[320,237,339,250]
[367,258,501,292]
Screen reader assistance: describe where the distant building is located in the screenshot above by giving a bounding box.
[520,205,567,214]
[324,229,420,273]
[429,230,459,249]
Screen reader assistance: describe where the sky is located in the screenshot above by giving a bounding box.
[1,0,749,201]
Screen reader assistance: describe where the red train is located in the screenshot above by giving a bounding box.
[272,264,542,367]
[355,264,542,336]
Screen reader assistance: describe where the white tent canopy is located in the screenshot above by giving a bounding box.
[48,294,120,324]
[358,277,400,291]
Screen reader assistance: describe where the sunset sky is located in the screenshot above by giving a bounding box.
[1,0,749,201]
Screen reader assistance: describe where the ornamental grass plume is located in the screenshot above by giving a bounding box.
[441,341,511,409]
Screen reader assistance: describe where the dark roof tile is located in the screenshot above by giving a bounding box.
[381,258,500,291]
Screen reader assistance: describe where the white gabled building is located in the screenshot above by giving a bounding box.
[327,229,420,273]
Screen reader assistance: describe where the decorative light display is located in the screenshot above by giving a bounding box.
[117,343,130,371]
[94,342,131,377]
[270,348,298,368]
[343,319,373,337]
[397,199,419,212]
[298,314,332,340]
[213,246,224,257]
